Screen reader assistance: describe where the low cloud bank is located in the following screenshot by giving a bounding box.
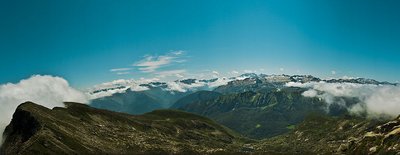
[165,77,232,93]
[286,82,400,118]
[88,77,233,99]
[0,75,88,144]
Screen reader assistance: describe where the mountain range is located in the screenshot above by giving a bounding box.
[1,73,399,154]
[88,73,397,138]
[88,74,396,114]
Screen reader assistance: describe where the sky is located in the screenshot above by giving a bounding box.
[1,0,399,88]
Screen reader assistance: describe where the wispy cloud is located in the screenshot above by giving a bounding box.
[212,71,219,75]
[244,69,257,73]
[171,50,185,56]
[110,68,132,72]
[155,69,186,78]
[231,70,239,74]
[116,72,130,75]
[133,51,186,73]
[212,71,220,78]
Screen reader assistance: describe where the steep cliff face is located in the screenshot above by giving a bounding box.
[0,102,250,154]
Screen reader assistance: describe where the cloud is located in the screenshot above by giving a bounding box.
[87,78,160,99]
[116,72,130,75]
[286,82,400,118]
[165,77,233,93]
[279,68,284,72]
[231,70,239,74]
[171,50,185,56]
[0,75,89,144]
[207,77,232,88]
[134,56,174,73]
[212,71,219,75]
[211,71,221,78]
[155,69,186,78]
[331,70,336,75]
[244,70,257,73]
[110,68,132,72]
[133,51,186,73]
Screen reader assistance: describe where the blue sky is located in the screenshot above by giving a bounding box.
[1,0,399,88]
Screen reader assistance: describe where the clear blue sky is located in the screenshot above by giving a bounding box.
[1,0,399,88]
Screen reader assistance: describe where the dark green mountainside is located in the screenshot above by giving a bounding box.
[170,91,222,109]
[91,88,190,114]
[91,90,162,114]
[175,87,341,139]
[0,102,250,154]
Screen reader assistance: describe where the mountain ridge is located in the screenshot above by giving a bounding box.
[1,102,251,154]
[2,101,399,154]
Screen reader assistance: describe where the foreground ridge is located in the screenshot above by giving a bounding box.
[1,102,399,154]
[0,102,251,154]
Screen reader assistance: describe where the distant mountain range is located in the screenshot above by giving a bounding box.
[88,73,395,115]
[87,73,397,140]
[88,73,396,99]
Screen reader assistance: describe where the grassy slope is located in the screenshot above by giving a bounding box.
[1,102,251,154]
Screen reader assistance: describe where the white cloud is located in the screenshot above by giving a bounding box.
[133,51,186,73]
[88,78,160,99]
[208,77,232,88]
[165,82,190,92]
[134,56,174,73]
[171,50,185,56]
[279,68,284,72]
[341,75,356,79]
[130,85,150,92]
[0,75,89,144]
[110,68,132,72]
[175,74,184,78]
[331,70,336,75]
[302,89,318,97]
[244,70,257,73]
[231,70,239,74]
[165,77,233,92]
[155,69,187,78]
[211,71,221,78]
[286,82,400,118]
[116,72,130,75]
[212,71,219,75]
[174,60,187,63]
